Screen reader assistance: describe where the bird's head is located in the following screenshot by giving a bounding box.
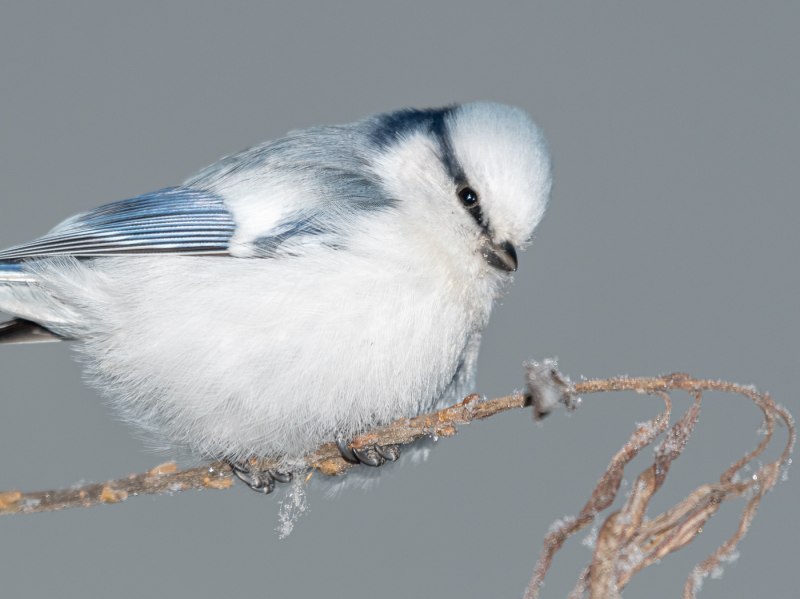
[366,102,551,276]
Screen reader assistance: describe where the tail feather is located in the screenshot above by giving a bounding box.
[0,318,64,344]
[0,261,66,343]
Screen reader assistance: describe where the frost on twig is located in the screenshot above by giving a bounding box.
[0,391,528,515]
[523,373,795,599]
[524,357,578,419]
[0,368,794,599]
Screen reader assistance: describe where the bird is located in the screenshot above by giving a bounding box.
[0,102,552,492]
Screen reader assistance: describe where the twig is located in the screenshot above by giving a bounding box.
[0,370,794,599]
[523,373,795,599]
[0,391,525,515]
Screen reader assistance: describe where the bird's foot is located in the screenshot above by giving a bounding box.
[336,437,401,467]
[228,459,293,494]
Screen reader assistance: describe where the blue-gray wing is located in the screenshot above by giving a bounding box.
[0,187,236,259]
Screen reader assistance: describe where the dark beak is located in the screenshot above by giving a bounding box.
[480,235,518,272]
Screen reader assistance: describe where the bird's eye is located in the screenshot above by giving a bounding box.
[458,187,479,207]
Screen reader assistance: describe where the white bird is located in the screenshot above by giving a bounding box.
[0,102,551,492]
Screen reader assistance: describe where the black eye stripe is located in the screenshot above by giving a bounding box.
[457,186,486,229]
[429,117,489,233]
[466,203,485,228]
[430,115,466,183]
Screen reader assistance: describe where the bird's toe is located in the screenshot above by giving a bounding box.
[228,460,293,494]
[336,437,401,467]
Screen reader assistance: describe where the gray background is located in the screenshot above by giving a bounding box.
[0,2,797,597]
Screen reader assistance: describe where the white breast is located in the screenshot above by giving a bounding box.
[30,220,500,462]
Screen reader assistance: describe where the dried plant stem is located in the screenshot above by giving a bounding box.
[523,374,795,599]
[0,371,794,599]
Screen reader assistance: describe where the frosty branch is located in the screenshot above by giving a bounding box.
[0,388,530,515]
[522,371,795,599]
[0,366,794,599]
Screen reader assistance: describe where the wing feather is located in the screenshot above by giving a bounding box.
[0,187,236,259]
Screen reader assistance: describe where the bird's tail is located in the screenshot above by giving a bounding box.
[0,262,64,344]
[0,317,62,344]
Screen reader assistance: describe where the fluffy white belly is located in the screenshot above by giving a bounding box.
[18,253,494,461]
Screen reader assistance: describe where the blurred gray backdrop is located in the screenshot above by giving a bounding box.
[1,2,797,598]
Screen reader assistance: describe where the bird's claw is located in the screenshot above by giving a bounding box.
[336,437,401,467]
[228,460,293,494]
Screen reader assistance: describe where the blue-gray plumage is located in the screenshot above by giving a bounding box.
[0,102,552,490]
[0,187,235,258]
